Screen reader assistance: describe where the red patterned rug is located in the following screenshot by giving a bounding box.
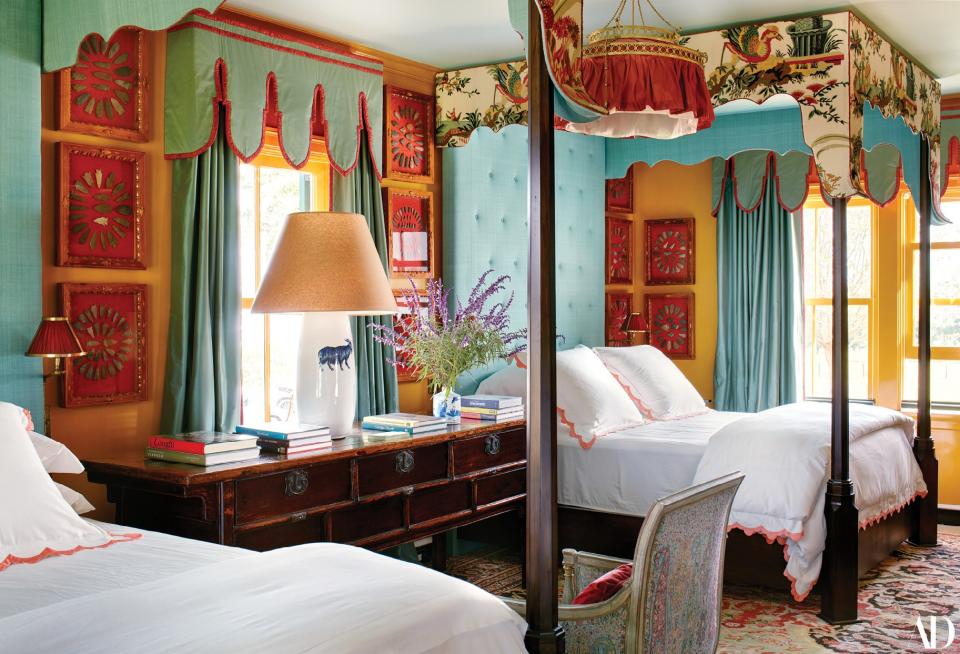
[448,533,960,653]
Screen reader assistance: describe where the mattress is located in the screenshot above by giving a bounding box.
[558,411,744,516]
[0,521,526,653]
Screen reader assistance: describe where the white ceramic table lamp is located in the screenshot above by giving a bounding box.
[251,212,397,437]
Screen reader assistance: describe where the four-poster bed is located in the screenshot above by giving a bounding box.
[506,0,944,645]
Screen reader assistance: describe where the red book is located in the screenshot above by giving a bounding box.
[147,432,258,455]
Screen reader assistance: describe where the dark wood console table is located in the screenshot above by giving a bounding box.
[83,419,525,565]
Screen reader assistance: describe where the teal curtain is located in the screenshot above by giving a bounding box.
[714,159,801,413]
[332,132,399,419]
[160,115,241,434]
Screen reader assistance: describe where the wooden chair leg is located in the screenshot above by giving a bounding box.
[432,531,447,572]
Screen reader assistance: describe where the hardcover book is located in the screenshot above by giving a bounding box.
[461,395,523,410]
[236,422,330,440]
[147,432,257,455]
[144,447,261,466]
[361,413,445,428]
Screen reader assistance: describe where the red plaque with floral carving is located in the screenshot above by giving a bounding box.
[60,283,147,407]
[384,86,434,182]
[645,293,694,359]
[57,143,145,269]
[606,217,633,284]
[605,292,633,347]
[385,188,434,277]
[605,168,633,212]
[392,290,429,382]
[645,218,694,285]
[58,29,148,142]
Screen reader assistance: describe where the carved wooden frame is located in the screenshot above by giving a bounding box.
[384,187,435,278]
[384,85,435,183]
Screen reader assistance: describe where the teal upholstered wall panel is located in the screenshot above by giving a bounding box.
[443,125,604,393]
[0,0,43,419]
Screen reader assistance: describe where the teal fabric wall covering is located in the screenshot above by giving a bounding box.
[714,159,801,412]
[165,12,383,175]
[161,116,241,434]
[43,0,223,71]
[0,0,43,420]
[443,125,604,394]
[606,107,810,179]
[332,132,400,419]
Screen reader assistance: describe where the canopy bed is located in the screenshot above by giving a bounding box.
[435,1,947,645]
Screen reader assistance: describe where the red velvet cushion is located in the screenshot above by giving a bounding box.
[572,563,634,605]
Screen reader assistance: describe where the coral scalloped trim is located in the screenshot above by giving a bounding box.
[858,490,926,530]
[557,407,595,450]
[0,532,141,573]
[728,522,803,545]
[607,370,655,420]
[509,353,528,370]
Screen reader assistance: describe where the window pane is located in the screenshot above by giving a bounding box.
[268,314,301,422]
[238,163,257,298]
[803,205,872,299]
[241,309,266,423]
[846,205,872,299]
[258,167,309,275]
[803,305,870,400]
[802,207,816,295]
[903,358,960,404]
[914,201,960,242]
[910,252,960,348]
[815,208,833,297]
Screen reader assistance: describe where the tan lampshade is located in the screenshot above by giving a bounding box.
[251,212,398,315]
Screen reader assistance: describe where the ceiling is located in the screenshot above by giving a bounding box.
[225,0,960,93]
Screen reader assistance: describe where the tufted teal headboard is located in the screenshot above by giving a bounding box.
[443,125,605,394]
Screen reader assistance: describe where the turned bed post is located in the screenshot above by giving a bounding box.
[524,0,564,651]
[819,195,859,624]
[912,138,939,546]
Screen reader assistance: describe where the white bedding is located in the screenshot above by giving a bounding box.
[0,522,526,653]
[559,404,926,601]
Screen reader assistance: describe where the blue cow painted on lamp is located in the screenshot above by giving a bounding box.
[318,338,352,371]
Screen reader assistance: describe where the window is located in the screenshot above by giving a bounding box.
[800,196,876,401]
[238,132,330,422]
[902,191,960,408]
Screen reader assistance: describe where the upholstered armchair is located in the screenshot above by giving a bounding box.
[501,473,744,654]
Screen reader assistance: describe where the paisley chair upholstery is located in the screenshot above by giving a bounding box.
[501,473,743,654]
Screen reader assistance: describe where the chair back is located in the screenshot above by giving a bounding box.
[626,472,744,654]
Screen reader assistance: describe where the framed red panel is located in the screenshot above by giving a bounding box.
[57,29,148,142]
[606,216,633,285]
[384,86,435,182]
[645,218,695,285]
[385,188,435,278]
[645,292,695,359]
[60,283,147,407]
[57,143,145,269]
[392,290,430,382]
[605,292,633,347]
[605,167,633,212]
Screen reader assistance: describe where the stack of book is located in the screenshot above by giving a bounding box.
[236,421,332,457]
[145,432,261,466]
[361,413,447,436]
[460,395,524,422]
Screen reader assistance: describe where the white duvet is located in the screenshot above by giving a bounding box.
[0,525,526,654]
[692,402,927,600]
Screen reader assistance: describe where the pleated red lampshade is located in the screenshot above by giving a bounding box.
[25,317,85,358]
[622,312,649,334]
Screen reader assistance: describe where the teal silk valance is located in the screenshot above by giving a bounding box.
[164,13,383,175]
[43,0,224,71]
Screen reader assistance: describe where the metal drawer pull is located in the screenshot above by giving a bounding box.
[484,434,502,456]
[395,450,415,474]
[290,511,307,523]
[283,469,309,496]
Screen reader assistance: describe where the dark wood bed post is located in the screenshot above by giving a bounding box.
[524,0,564,651]
[912,138,939,546]
[819,195,859,625]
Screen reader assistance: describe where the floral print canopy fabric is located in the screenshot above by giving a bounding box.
[163,12,384,175]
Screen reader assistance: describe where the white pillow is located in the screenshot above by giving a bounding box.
[0,403,135,572]
[554,346,645,448]
[476,363,527,400]
[55,483,95,515]
[29,432,84,474]
[593,345,707,420]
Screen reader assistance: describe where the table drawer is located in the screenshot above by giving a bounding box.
[475,468,525,508]
[453,428,524,475]
[234,513,325,551]
[357,444,448,496]
[410,480,472,526]
[330,496,404,543]
[235,459,351,524]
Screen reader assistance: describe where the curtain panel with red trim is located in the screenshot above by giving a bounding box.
[164,12,383,175]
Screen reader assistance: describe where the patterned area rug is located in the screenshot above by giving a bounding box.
[448,533,960,653]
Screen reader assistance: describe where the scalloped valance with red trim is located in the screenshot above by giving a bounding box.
[164,12,383,176]
[43,1,225,72]
[943,95,960,192]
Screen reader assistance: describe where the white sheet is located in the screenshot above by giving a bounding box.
[558,411,744,515]
[0,522,526,653]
